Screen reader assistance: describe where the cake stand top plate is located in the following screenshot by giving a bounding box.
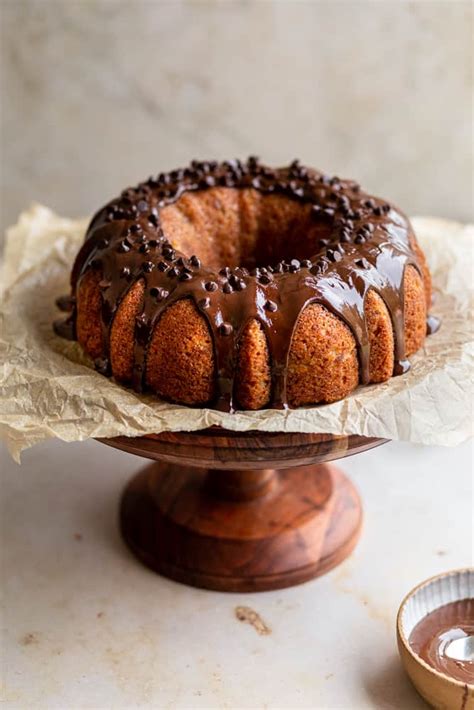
[100,429,388,470]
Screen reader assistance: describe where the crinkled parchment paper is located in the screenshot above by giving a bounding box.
[1,204,472,461]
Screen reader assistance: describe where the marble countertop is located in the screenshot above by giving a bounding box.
[1,437,472,709]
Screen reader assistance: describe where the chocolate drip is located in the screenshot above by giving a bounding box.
[53,294,76,340]
[53,314,75,340]
[55,294,75,312]
[54,158,439,411]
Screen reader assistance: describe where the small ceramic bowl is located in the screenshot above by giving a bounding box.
[397,568,474,709]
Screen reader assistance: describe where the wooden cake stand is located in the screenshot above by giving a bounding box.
[101,430,387,593]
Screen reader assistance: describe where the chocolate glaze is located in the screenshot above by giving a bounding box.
[54,157,439,411]
[409,599,474,684]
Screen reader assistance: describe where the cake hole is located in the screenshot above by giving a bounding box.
[161,188,333,271]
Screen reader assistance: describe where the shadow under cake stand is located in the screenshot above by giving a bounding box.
[101,430,387,592]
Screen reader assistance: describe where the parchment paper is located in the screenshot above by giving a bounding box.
[1,204,472,461]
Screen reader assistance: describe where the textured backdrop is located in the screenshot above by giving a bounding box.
[1,0,472,247]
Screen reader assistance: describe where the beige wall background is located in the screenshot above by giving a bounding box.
[1,0,472,246]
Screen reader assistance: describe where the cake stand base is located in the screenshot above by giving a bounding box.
[119,460,362,592]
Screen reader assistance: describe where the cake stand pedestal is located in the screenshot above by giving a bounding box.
[101,430,387,592]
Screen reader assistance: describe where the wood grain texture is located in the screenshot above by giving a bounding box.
[101,428,387,470]
[102,430,385,592]
[120,460,362,592]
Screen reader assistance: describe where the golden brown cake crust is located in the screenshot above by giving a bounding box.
[145,298,215,405]
[60,159,437,411]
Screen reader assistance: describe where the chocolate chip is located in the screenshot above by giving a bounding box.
[153,287,169,301]
[179,271,193,281]
[117,241,130,253]
[223,282,233,294]
[198,297,210,309]
[139,243,150,253]
[355,258,370,269]
[205,281,218,292]
[199,176,216,188]
[150,286,168,299]
[162,247,175,261]
[143,261,154,272]
[167,266,179,278]
[264,300,278,312]
[137,200,148,212]
[190,255,201,268]
[327,250,342,262]
[354,234,366,244]
[219,322,233,336]
[310,260,325,274]
[259,274,272,284]
[219,174,233,187]
[120,266,130,278]
[300,259,312,268]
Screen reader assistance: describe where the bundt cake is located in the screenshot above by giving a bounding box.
[54,158,439,411]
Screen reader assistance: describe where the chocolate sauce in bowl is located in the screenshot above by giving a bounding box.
[409,599,474,684]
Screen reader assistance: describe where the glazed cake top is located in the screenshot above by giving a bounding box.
[55,157,436,411]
